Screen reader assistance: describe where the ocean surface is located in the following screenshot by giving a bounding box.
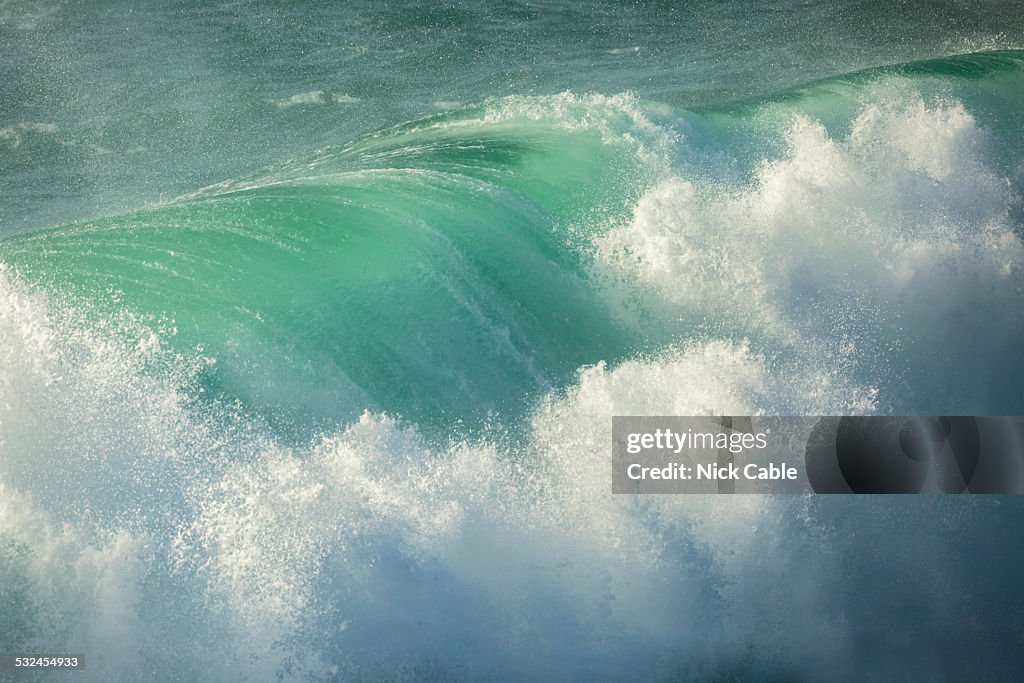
[2,1,1024,680]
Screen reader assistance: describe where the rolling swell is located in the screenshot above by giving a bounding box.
[3,51,1023,428]
[1,93,667,435]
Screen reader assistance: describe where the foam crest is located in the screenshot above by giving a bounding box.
[596,94,1024,412]
[472,91,678,167]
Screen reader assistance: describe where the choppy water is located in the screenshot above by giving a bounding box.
[2,2,1024,681]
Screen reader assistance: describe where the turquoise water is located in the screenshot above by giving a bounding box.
[2,2,1024,681]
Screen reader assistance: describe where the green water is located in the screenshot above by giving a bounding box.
[2,3,1023,682]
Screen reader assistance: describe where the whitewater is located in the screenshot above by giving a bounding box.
[2,2,1024,681]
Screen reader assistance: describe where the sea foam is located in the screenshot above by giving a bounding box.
[2,60,1024,680]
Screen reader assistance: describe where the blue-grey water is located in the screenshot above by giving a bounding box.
[1,2,1023,681]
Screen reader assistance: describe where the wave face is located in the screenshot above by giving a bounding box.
[1,93,667,435]
[2,51,1024,681]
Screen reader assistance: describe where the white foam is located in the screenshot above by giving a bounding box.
[331,93,362,104]
[273,91,327,108]
[271,91,363,109]
[0,0,58,30]
[0,264,870,680]
[178,339,864,679]
[415,91,683,170]
[594,94,1024,412]
[0,122,58,148]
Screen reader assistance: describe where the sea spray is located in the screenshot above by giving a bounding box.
[2,51,1024,681]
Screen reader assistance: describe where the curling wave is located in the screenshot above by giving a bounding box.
[1,51,1024,681]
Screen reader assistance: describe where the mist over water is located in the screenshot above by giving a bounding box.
[2,2,1024,681]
